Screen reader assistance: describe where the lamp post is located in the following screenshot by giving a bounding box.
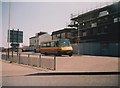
[11,29,14,57]
[77,23,80,55]
[77,24,80,55]
[7,2,11,58]
[17,29,19,56]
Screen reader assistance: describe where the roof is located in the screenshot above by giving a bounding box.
[52,28,77,35]
[29,32,48,39]
[37,32,47,36]
[41,39,70,43]
[71,2,120,21]
[29,36,37,39]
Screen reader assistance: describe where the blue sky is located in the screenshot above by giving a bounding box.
[2,1,115,47]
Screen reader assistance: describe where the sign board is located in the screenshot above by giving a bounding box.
[11,43,19,47]
[8,29,23,43]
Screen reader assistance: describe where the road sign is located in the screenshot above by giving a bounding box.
[8,29,23,43]
[11,43,19,47]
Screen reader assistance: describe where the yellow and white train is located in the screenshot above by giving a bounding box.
[35,39,73,56]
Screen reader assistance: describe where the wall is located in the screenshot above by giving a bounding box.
[29,34,52,50]
[72,42,120,57]
[38,34,52,44]
[2,53,56,70]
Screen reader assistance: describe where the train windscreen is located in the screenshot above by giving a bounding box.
[58,39,71,47]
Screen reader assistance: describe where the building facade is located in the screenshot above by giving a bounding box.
[51,27,77,44]
[69,2,120,56]
[29,32,52,50]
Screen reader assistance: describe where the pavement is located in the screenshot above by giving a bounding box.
[1,55,120,86]
[1,54,119,72]
[56,55,119,72]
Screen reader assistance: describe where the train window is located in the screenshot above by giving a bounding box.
[52,35,57,40]
[54,41,59,47]
[58,39,71,47]
[51,42,55,47]
[61,33,65,38]
[46,42,50,47]
[67,32,71,38]
[57,34,61,38]
[42,43,46,47]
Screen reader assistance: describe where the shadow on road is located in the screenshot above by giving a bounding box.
[25,72,120,76]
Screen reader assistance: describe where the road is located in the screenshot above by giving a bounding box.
[1,56,119,86]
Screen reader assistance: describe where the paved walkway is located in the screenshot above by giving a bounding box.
[2,52,119,72]
[56,55,119,72]
[1,60,49,77]
[1,55,119,73]
[1,56,118,86]
[1,55,119,76]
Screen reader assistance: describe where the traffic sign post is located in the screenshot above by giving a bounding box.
[9,29,23,43]
[17,29,19,56]
[7,29,23,57]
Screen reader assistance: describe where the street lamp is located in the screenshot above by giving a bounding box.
[77,24,80,55]
[7,2,11,58]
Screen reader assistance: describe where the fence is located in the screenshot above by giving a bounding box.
[1,52,56,70]
[72,42,120,57]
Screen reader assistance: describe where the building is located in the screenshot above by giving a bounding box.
[29,32,52,50]
[0,47,5,52]
[69,2,120,56]
[51,27,77,44]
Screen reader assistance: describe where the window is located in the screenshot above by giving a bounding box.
[104,26,108,29]
[55,41,59,47]
[82,23,85,26]
[99,10,109,17]
[37,40,39,45]
[101,43,109,49]
[83,32,87,36]
[87,30,91,36]
[97,26,108,34]
[91,23,97,27]
[53,35,57,40]
[61,33,65,38]
[51,42,55,47]
[114,17,120,23]
[58,39,71,47]
[97,28,101,34]
[93,28,97,35]
[98,19,101,22]
[67,32,71,38]
[72,31,78,37]
[114,17,119,23]
[42,43,46,47]
[103,26,108,33]
[46,42,50,47]
[105,17,108,20]
[57,34,60,38]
